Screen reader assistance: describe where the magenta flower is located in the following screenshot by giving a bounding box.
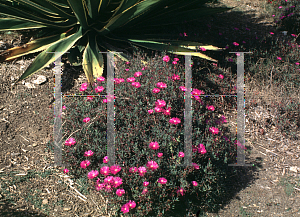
[179,86,186,91]
[192,181,198,186]
[110,164,121,175]
[156,82,167,89]
[198,146,207,154]
[200,47,206,51]
[148,109,154,114]
[87,170,99,179]
[209,127,219,135]
[155,99,166,107]
[157,153,163,158]
[84,150,94,157]
[83,117,90,123]
[129,167,138,173]
[192,88,205,96]
[174,58,179,61]
[116,188,125,197]
[65,137,76,146]
[152,88,161,93]
[220,115,227,123]
[158,177,167,184]
[218,74,224,79]
[277,57,282,60]
[95,86,104,93]
[192,163,199,169]
[121,203,130,213]
[143,181,149,187]
[86,96,94,101]
[125,68,129,71]
[105,184,113,192]
[131,82,141,88]
[206,105,215,111]
[80,160,90,169]
[169,117,181,125]
[126,77,135,82]
[62,105,66,110]
[154,107,163,113]
[171,74,180,81]
[104,176,114,184]
[146,160,159,171]
[235,140,247,150]
[163,55,170,62]
[112,177,123,188]
[149,141,160,150]
[81,82,88,88]
[172,61,177,65]
[142,188,148,195]
[270,32,274,35]
[128,200,136,209]
[134,71,142,77]
[97,76,105,82]
[63,168,69,174]
[177,187,186,196]
[100,166,110,176]
[95,182,106,191]
[163,107,171,116]
[233,42,239,46]
[178,152,184,158]
[103,156,109,163]
[138,167,147,176]
[296,62,300,65]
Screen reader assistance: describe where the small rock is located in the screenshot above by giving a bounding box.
[290,166,298,173]
[32,75,47,85]
[24,82,36,88]
[42,199,48,204]
[63,207,71,211]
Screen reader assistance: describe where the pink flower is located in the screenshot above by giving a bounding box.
[83,117,90,123]
[62,105,66,110]
[131,82,141,88]
[138,167,147,176]
[116,188,125,197]
[129,167,138,173]
[177,187,186,196]
[143,181,149,187]
[171,74,180,81]
[142,188,148,195]
[63,168,69,174]
[110,165,122,175]
[86,96,94,101]
[157,153,163,158]
[179,86,186,91]
[100,166,110,176]
[184,32,187,37]
[156,82,167,89]
[128,200,136,209]
[163,107,171,116]
[97,76,105,82]
[112,177,123,188]
[296,62,300,65]
[65,137,76,146]
[235,140,247,150]
[148,109,154,114]
[104,176,114,184]
[163,55,170,62]
[80,86,87,92]
[95,86,104,93]
[126,77,135,82]
[192,163,199,169]
[206,105,215,111]
[84,150,94,157]
[200,47,206,51]
[125,68,129,71]
[121,203,130,213]
[149,141,160,150]
[192,181,198,186]
[169,117,181,125]
[233,42,239,46]
[103,156,109,163]
[154,107,163,112]
[277,57,282,60]
[152,88,160,93]
[278,6,282,8]
[95,183,105,191]
[192,88,205,96]
[157,177,167,184]
[198,146,207,154]
[105,184,113,192]
[218,74,224,79]
[172,61,177,65]
[134,71,142,77]
[155,99,166,107]
[146,160,159,171]
[178,152,184,158]
[220,115,227,123]
[126,61,130,64]
[174,58,179,61]
[270,32,274,35]
[81,82,88,88]
[80,160,90,169]
[209,127,219,135]
[87,170,99,179]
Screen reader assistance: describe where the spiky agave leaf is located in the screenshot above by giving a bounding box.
[0,0,236,87]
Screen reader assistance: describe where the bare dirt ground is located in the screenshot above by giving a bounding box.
[0,0,300,216]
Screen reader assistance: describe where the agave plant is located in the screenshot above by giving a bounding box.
[0,0,235,87]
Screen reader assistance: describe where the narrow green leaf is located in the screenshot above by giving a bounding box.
[0,18,47,31]
[67,0,89,30]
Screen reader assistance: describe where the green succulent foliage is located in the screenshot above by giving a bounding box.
[0,0,236,87]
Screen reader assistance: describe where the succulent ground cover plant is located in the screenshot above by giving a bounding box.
[0,0,235,88]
